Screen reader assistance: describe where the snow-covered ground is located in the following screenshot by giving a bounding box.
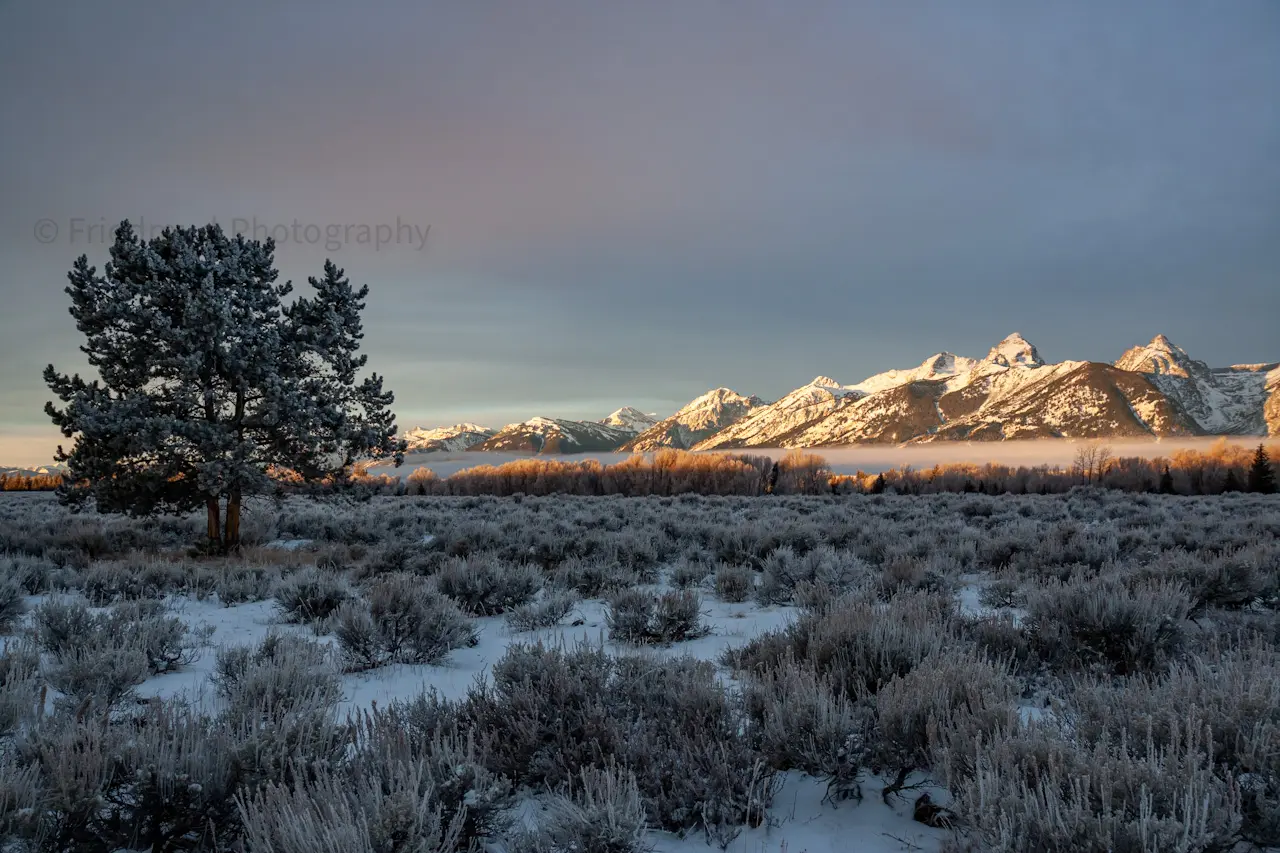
[4,587,950,853]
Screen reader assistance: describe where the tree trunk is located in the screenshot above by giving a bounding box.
[224,489,241,551]
[205,498,222,550]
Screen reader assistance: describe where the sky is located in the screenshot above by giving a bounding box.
[1,1,1278,466]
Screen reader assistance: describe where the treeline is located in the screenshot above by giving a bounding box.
[832,440,1280,497]
[18,442,1277,500]
[0,473,62,491]
[402,449,832,497]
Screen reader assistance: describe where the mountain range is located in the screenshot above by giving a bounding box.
[401,334,1280,454]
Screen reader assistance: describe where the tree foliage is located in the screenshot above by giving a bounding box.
[1248,444,1277,494]
[44,221,404,550]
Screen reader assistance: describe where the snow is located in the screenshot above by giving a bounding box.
[678,388,765,417]
[625,389,768,450]
[403,423,495,452]
[847,353,980,397]
[984,332,1044,368]
[0,585,953,851]
[264,537,314,551]
[652,772,947,853]
[696,384,858,450]
[131,594,800,713]
[600,406,661,433]
[1115,334,1200,377]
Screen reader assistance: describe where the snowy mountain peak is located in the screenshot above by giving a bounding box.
[808,376,843,389]
[846,352,980,396]
[1115,335,1202,378]
[677,387,760,415]
[922,352,959,372]
[600,407,659,433]
[620,388,766,452]
[986,333,1043,368]
[403,423,496,452]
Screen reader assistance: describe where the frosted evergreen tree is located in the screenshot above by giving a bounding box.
[1247,444,1276,494]
[44,222,405,551]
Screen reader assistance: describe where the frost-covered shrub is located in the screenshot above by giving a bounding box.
[350,710,511,847]
[607,655,774,838]
[755,544,867,605]
[117,602,204,675]
[878,556,950,599]
[0,751,40,841]
[518,765,650,853]
[464,644,773,837]
[551,556,638,597]
[0,643,41,737]
[960,613,1038,674]
[1067,639,1280,846]
[274,567,352,624]
[939,714,1242,853]
[713,565,754,603]
[212,565,278,605]
[435,556,542,615]
[239,759,463,853]
[652,589,706,642]
[505,590,578,632]
[361,541,429,577]
[80,559,187,604]
[213,633,342,718]
[669,555,711,589]
[873,650,1018,790]
[335,574,477,670]
[0,578,25,632]
[31,598,202,696]
[727,592,952,699]
[29,597,97,657]
[1,554,56,595]
[606,589,707,644]
[740,658,866,789]
[13,702,246,852]
[976,573,1023,609]
[606,589,657,643]
[1024,576,1191,675]
[44,643,150,715]
[465,643,616,788]
[1149,547,1270,613]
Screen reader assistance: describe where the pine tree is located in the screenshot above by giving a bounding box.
[766,460,779,495]
[1222,468,1242,493]
[1159,465,1175,494]
[44,222,405,551]
[870,473,886,494]
[1247,444,1276,494]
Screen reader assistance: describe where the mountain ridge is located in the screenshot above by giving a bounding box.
[400,334,1278,455]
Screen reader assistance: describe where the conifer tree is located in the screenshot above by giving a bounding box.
[1159,465,1175,495]
[44,222,404,551]
[1222,468,1242,493]
[1247,444,1276,494]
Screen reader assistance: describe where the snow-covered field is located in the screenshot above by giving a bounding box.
[383,435,1271,479]
[1,490,1278,852]
[113,595,940,853]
